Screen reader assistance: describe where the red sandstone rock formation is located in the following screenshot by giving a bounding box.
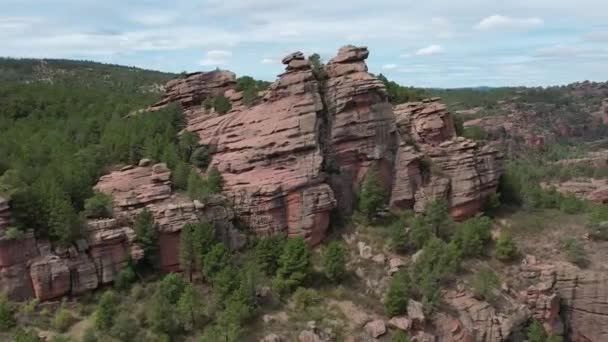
[520,258,608,341]
[148,70,236,116]
[175,51,337,245]
[149,45,503,230]
[545,178,608,203]
[392,99,503,219]
[0,232,38,300]
[443,289,530,342]
[324,45,397,213]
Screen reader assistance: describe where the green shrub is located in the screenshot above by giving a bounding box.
[586,205,608,240]
[109,313,139,342]
[322,241,346,283]
[389,211,413,253]
[358,167,386,221]
[213,95,232,114]
[51,302,74,332]
[4,226,25,240]
[202,243,229,280]
[272,236,311,296]
[11,328,40,342]
[190,146,211,169]
[255,236,285,275]
[392,330,411,342]
[452,215,492,257]
[472,268,500,301]
[171,161,190,190]
[94,290,119,331]
[526,319,547,342]
[562,237,587,267]
[384,270,411,316]
[114,266,136,291]
[0,294,14,331]
[462,125,486,140]
[82,327,98,342]
[291,287,321,311]
[83,192,113,218]
[494,232,518,261]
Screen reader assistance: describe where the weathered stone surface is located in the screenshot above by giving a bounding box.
[0,232,38,300]
[149,70,236,113]
[388,316,411,331]
[444,289,530,342]
[182,51,336,245]
[392,99,503,220]
[521,259,608,341]
[546,178,608,203]
[364,319,386,338]
[324,46,396,214]
[68,254,99,295]
[432,314,470,342]
[30,255,71,301]
[0,195,10,231]
[407,300,426,328]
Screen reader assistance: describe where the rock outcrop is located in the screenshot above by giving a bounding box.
[0,162,237,301]
[172,51,337,245]
[149,45,502,241]
[521,258,608,342]
[392,99,503,219]
[443,289,530,342]
[545,178,608,203]
[148,70,236,116]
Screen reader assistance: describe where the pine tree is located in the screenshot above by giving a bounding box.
[94,291,119,331]
[273,236,311,295]
[202,243,229,280]
[172,161,190,190]
[177,284,204,331]
[384,270,411,316]
[358,167,386,221]
[133,209,158,270]
[322,241,346,283]
[192,220,216,267]
[206,166,223,194]
[179,223,195,281]
[255,237,285,275]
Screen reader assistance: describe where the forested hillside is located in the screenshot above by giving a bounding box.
[0,59,179,245]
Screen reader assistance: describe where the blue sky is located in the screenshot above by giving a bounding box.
[1,0,607,88]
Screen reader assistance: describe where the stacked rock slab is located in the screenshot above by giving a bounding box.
[148,70,236,117]
[444,289,530,341]
[181,51,337,245]
[323,45,398,213]
[521,259,608,342]
[93,162,239,272]
[0,195,10,231]
[392,99,503,219]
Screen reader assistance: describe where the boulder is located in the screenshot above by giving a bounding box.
[364,319,386,338]
[407,300,425,327]
[388,316,411,331]
[30,256,71,301]
[261,333,282,342]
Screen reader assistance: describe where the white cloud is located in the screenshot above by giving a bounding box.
[382,63,397,70]
[130,12,178,26]
[261,58,278,64]
[534,45,608,58]
[474,15,544,30]
[584,31,608,42]
[415,44,444,56]
[200,50,232,66]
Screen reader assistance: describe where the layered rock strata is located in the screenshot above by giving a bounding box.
[0,163,237,300]
[150,45,503,241]
[392,99,503,219]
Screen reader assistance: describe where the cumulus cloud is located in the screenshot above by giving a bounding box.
[261,58,278,64]
[415,44,444,56]
[474,15,543,30]
[584,31,608,42]
[382,63,397,70]
[200,50,232,66]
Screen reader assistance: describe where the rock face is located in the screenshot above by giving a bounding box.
[150,45,502,243]
[392,99,503,219]
[171,51,337,245]
[0,195,10,231]
[148,70,236,114]
[93,163,239,272]
[545,178,608,203]
[521,259,608,342]
[0,162,237,301]
[444,289,530,342]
